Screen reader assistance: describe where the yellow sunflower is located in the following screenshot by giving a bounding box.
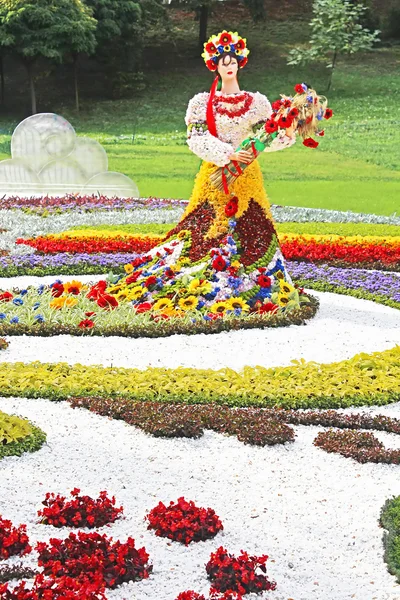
[124,263,134,274]
[153,298,174,312]
[64,280,85,295]
[49,297,78,310]
[107,284,123,295]
[130,286,147,301]
[275,270,285,280]
[277,294,290,307]
[210,301,228,315]
[178,295,198,311]
[226,297,250,312]
[279,281,296,294]
[188,278,212,296]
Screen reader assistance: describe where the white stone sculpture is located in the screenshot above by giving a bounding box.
[0,113,139,198]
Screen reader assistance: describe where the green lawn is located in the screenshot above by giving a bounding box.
[0,17,399,215]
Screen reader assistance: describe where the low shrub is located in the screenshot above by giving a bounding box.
[36,531,152,589]
[38,488,123,528]
[146,497,223,545]
[0,411,32,444]
[314,429,400,464]
[69,399,295,446]
[380,496,400,583]
[0,573,106,599]
[0,423,47,460]
[0,563,37,583]
[0,517,31,559]
[2,344,399,409]
[206,547,277,596]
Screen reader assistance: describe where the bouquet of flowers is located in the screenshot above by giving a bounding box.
[210,82,333,194]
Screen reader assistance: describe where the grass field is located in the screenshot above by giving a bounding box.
[0,15,399,215]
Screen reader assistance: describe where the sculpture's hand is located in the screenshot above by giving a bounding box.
[229,150,254,164]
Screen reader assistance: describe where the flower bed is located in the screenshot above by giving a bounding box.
[0,411,46,460]
[380,496,400,583]
[314,429,400,464]
[0,345,399,408]
[0,517,31,559]
[38,489,123,528]
[146,497,223,545]
[36,531,152,589]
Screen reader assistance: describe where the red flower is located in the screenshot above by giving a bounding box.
[36,531,152,590]
[277,114,293,129]
[206,312,222,321]
[96,294,118,310]
[294,83,305,94]
[79,319,95,329]
[303,137,319,148]
[85,312,96,317]
[316,129,325,137]
[38,489,123,529]
[206,59,218,72]
[87,280,107,301]
[259,302,279,314]
[282,98,292,108]
[235,39,245,51]
[50,283,64,298]
[289,107,299,118]
[176,592,206,600]
[134,302,152,314]
[218,32,232,45]
[146,497,223,545]
[205,41,217,54]
[256,275,271,288]
[145,276,157,288]
[324,108,333,119]
[271,99,282,111]
[238,56,248,68]
[0,517,31,560]
[0,291,13,302]
[212,256,227,271]
[264,119,278,134]
[224,197,238,217]
[206,547,276,595]
[126,270,143,285]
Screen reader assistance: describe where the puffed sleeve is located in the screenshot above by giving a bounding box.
[252,92,297,153]
[185,92,235,167]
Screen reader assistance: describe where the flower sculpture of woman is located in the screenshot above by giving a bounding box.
[106,31,331,327]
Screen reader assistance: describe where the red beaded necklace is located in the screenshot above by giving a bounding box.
[213,92,253,118]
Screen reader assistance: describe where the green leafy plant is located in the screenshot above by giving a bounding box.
[380,496,400,583]
[287,0,380,91]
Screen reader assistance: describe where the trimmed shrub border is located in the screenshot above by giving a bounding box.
[0,423,46,460]
[314,429,400,464]
[0,345,399,408]
[380,496,400,583]
[293,279,400,311]
[0,297,318,339]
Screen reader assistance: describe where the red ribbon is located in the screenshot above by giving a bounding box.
[250,141,257,157]
[206,75,219,138]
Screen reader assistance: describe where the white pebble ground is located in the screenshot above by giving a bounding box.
[1,290,400,369]
[0,397,399,600]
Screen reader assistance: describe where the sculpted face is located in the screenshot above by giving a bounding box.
[217,54,239,84]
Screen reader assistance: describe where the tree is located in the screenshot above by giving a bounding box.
[84,0,165,98]
[287,0,380,91]
[0,0,97,114]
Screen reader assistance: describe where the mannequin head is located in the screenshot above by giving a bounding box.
[217,53,239,86]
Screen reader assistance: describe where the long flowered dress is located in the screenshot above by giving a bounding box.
[166,90,296,270]
[105,89,308,318]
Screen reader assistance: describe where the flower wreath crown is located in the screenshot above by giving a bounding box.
[202,30,250,71]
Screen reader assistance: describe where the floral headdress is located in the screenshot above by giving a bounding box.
[202,30,250,71]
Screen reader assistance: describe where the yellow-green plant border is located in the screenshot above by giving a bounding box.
[0,345,399,409]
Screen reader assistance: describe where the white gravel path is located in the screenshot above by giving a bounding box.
[0,396,399,600]
[1,291,399,370]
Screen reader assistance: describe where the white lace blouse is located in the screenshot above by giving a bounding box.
[185,90,296,167]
